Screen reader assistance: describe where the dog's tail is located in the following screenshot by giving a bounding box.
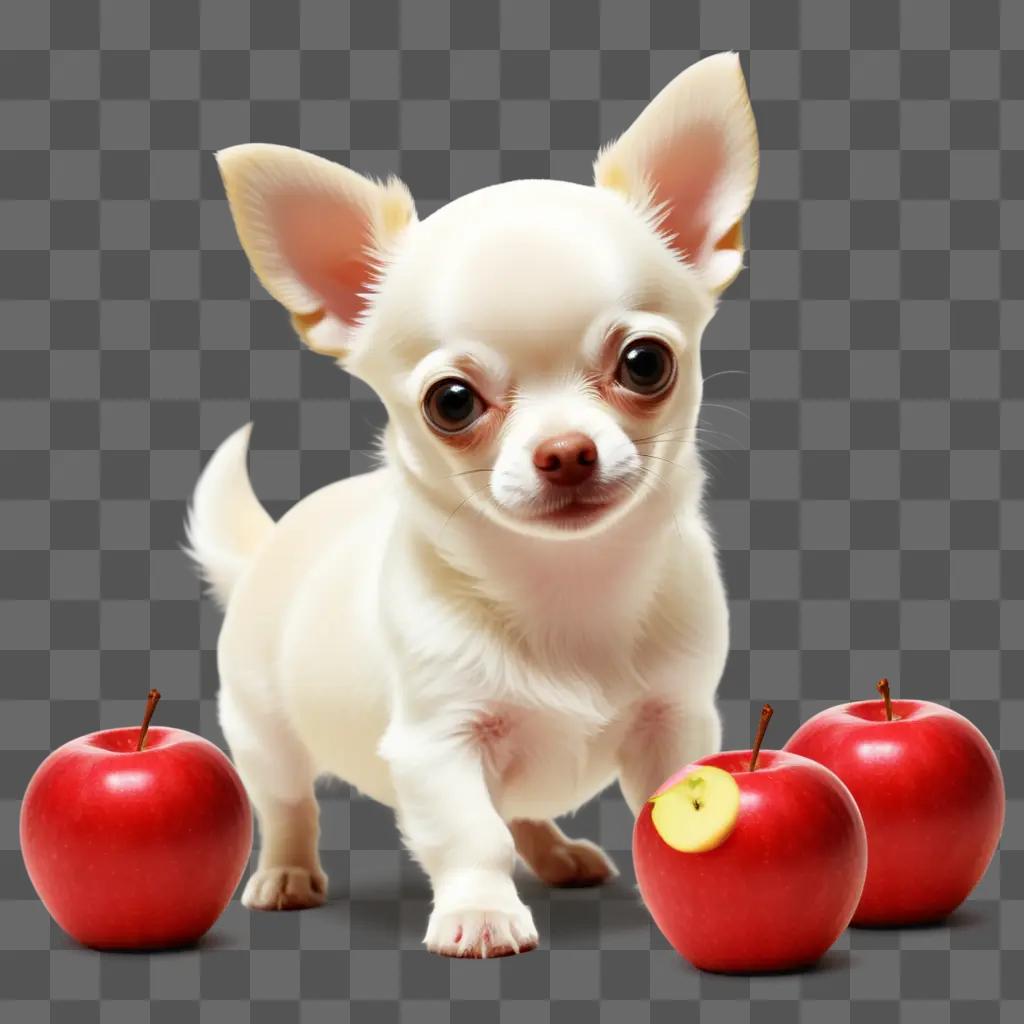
[184,423,274,608]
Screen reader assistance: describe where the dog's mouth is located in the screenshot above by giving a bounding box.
[523,484,628,529]
[535,500,612,525]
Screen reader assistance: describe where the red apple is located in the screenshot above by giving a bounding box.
[633,705,867,973]
[784,679,1004,926]
[20,690,252,950]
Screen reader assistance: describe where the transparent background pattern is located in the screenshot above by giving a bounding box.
[1,0,1021,1020]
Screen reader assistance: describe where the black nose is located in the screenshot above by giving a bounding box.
[532,432,598,487]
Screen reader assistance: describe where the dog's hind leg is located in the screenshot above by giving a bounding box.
[219,685,327,911]
[510,819,618,888]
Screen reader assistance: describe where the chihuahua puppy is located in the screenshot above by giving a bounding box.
[187,53,758,957]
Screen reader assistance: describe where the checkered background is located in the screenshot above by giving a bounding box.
[1,0,1021,1020]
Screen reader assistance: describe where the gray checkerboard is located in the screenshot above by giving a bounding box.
[1,0,1021,1019]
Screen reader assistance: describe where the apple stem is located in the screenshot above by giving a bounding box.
[136,688,161,751]
[749,704,773,771]
[876,678,894,722]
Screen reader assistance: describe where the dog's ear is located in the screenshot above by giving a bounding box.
[593,52,758,294]
[216,144,416,359]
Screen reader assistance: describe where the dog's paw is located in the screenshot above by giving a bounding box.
[241,866,327,911]
[426,903,539,958]
[531,838,619,888]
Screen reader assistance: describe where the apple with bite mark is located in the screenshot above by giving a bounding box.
[784,679,1004,926]
[633,705,868,973]
[20,690,253,950]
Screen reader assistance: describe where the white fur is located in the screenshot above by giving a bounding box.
[188,53,758,956]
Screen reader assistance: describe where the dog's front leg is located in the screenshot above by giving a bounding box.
[380,718,538,958]
[617,696,722,817]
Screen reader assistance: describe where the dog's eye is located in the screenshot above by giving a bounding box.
[423,378,486,434]
[616,338,675,396]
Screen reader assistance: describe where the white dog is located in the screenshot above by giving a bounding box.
[187,53,758,958]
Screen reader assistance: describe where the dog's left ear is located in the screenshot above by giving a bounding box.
[593,52,758,294]
[216,144,417,359]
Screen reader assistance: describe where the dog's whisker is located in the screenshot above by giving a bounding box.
[702,369,750,386]
[694,433,746,451]
[439,483,493,540]
[637,452,686,470]
[693,427,746,449]
[695,437,741,455]
[630,426,695,445]
[699,401,751,422]
[632,465,687,546]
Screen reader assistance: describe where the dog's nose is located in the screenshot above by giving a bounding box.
[532,432,598,487]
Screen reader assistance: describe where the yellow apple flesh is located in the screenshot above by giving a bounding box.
[650,765,740,853]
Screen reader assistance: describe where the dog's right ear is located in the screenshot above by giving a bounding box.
[216,144,417,359]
